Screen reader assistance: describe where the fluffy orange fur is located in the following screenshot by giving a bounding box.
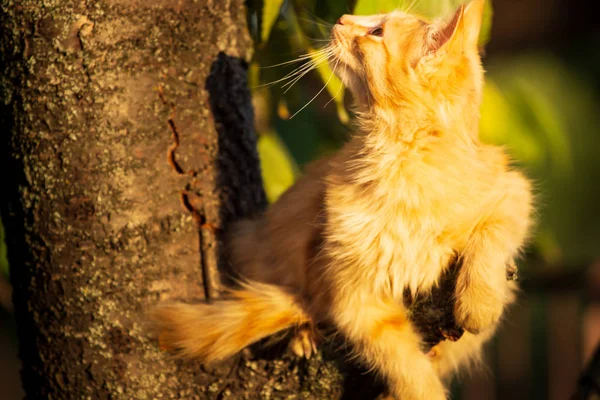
[150,1,534,398]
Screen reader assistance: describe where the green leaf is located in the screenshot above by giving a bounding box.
[353,0,493,46]
[262,0,286,43]
[413,0,463,16]
[479,0,493,45]
[257,131,298,202]
[353,0,399,15]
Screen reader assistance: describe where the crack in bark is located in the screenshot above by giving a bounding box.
[181,191,213,303]
[160,82,215,302]
[158,84,185,175]
[166,119,185,175]
[160,83,221,303]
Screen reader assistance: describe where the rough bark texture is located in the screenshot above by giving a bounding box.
[0,0,365,398]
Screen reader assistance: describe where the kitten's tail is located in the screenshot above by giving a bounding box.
[149,281,310,363]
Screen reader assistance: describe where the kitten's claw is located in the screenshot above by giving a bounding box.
[438,326,463,342]
[506,262,519,281]
[289,325,318,359]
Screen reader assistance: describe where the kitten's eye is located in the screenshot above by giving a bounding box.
[368,26,384,37]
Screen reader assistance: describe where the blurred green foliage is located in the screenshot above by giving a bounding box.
[248,0,600,268]
[484,54,600,265]
[262,0,287,42]
[257,130,299,202]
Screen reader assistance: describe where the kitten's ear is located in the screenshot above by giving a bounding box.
[425,0,485,55]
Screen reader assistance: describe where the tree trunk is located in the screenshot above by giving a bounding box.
[0,1,380,398]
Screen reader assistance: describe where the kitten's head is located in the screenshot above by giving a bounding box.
[331,0,486,117]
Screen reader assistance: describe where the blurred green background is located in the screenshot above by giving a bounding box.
[1,0,599,398]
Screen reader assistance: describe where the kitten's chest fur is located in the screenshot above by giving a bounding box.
[324,136,497,298]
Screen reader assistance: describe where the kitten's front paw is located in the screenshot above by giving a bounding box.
[454,282,505,334]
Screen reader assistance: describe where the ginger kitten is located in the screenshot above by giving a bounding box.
[151,1,534,398]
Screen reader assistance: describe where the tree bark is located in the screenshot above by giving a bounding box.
[0,0,371,398]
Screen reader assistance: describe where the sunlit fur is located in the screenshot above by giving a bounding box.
[151,1,533,398]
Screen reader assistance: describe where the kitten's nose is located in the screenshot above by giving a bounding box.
[336,15,349,25]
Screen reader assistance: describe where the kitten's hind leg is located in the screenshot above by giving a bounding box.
[289,323,319,359]
[333,295,447,400]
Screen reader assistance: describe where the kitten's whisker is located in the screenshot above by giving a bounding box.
[255,52,331,89]
[281,65,319,92]
[297,17,333,30]
[271,47,333,68]
[280,53,328,79]
[396,0,404,12]
[254,62,315,89]
[404,0,422,15]
[260,53,323,69]
[295,7,334,28]
[258,46,333,74]
[304,37,333,43]
[312,15,334,28]
[281,56,329,92]
[289,56,341,119]
[323,58,346,109]
[280,53,332,92]
[284,51,331,77]
[322,49,346,109]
